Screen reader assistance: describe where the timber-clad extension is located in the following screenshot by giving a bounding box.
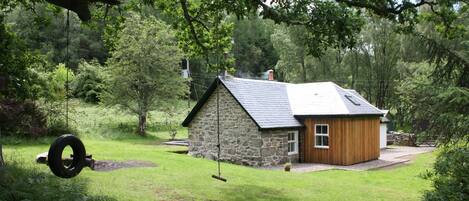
[302,118,380,165]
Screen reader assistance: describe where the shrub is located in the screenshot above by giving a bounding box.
[423,143,469,201]
[39,101,77,137]
[0,100,47,137]
[72,60,104,103]
[284,163,292,172]
[0,100,76,138]
[47,63,75,102]
[162,103,183,140]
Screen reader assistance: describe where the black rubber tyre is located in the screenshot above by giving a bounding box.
[48,134,86,178]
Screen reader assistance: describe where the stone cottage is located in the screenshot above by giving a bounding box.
[182,75,383,166]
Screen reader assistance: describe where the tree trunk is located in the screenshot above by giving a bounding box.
[138,113,147,136]
[0,144,4,167]
[300,54,307,83]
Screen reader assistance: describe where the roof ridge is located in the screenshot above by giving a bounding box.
[230,77,341,86]
[229,77,291,84]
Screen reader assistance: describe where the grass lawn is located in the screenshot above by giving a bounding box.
[0,101,435,201]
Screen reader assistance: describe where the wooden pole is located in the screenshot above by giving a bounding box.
[0,144,4,167]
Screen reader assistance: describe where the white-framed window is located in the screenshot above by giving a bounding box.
[315,124,329,148]
[287,131,299,155]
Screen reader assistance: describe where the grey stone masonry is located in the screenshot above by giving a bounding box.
[188,83,298,166]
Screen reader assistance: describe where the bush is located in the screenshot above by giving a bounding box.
[0,100,47,137]
[0,100,76,138]
[47,120,77,137]
[47,63,75,102]
[39,101,77,137]
[423,143,469,201]
[72,60,104,103]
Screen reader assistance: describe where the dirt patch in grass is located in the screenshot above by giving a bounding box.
[94,160,157,171]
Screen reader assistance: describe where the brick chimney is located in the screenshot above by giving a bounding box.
[267,69,274,81]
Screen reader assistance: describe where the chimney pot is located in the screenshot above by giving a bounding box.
[268,70,274,81]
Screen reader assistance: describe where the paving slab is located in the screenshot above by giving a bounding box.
[163,140,189,146]
[262,146,435,172]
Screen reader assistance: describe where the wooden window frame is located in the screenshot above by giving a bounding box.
[287,131,299,155]
[314,124,329,149]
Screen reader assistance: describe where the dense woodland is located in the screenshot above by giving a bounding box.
[0,1,468,200]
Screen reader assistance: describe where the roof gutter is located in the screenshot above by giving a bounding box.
[294,113,383,119]
[258,125,304,131]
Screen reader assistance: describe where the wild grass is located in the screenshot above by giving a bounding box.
[68,99,191,141]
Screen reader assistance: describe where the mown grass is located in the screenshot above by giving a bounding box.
[0,101,435,201]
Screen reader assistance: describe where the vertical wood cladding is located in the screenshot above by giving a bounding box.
[302,117,380,165]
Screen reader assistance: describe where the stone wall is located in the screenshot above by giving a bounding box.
[188,83,298,166]
[260,130,299,166]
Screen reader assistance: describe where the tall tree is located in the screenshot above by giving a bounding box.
[271,26,305,83]
[272,25,349,84]
[0,15,45,101]
[6,3,109,69]
[232,14,278,77]
[102,13,187,136]
[353,18,400,108]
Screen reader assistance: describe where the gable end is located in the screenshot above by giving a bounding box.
[181,77,262,129]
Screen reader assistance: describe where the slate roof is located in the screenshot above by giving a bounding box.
[182,77,383,129]
[221,77,302,129]
[288,82,383,117]
[345,89,367,101]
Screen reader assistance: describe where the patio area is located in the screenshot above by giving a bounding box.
[263,145,436,172]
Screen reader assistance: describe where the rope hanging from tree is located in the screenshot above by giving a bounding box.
[65,9,70,129]
[211,69,226,182]
[211,30,226,182]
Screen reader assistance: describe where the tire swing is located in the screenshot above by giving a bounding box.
[47,134,89,178]
[36,8,94,179]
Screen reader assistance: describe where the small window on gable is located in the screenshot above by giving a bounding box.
[315,124,329,148]
[288,131,298,155]
[345,95,361,106]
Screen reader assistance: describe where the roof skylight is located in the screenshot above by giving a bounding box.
[345,95,361,106]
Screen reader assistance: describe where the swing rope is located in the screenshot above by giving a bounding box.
[65,8,70,129]
[211,30,226,181]
[216,69,221,177]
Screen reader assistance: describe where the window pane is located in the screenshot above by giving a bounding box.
[315,136,322,146]
[316,125,328,134]
[323,136,329,146]
[288,142,295,153]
